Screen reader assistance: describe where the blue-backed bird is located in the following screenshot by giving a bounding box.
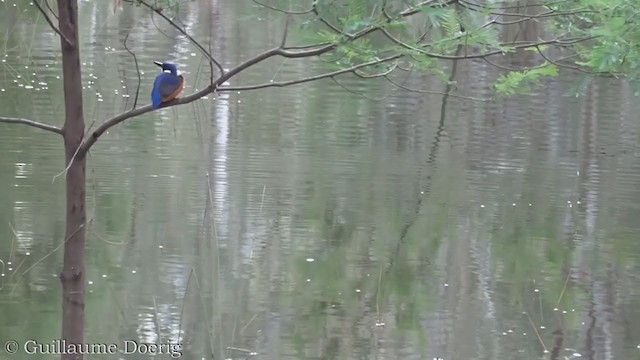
[151,61,185,109]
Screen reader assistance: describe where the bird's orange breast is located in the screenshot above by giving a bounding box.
[162,75,185,103]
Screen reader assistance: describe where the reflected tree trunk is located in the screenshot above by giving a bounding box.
[58,1,87,359]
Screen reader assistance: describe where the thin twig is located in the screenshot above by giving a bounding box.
[218,54,402,92]
[526,312,549,353]
[123,32,141,109]
[0,117,63,135]
[52,139,84,183]
[43,0,58,20]
[10,219,92,296]
[33,0,73,46]
[556,269,572,306]
[280,15,290,48]
[253,0,312,15]
[131,0,225,77]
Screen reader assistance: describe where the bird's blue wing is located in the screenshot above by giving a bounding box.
[151,74,182,108]
[158,74,182,97]
[151,75,164,108]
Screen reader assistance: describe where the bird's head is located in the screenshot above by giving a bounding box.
[154,61,178,75]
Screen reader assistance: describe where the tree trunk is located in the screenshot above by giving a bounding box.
[58,1,86,359]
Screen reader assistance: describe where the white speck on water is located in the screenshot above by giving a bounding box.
[571,309,575,312]
[238,100,241,103]
[444,283,449,287]
[523,332,527,336]
[512,203,516,206]
[0,273,4,277]
[553,308,558,311]
[16,75,21,78]
[356,289,361,293]
[102,274,107,278]
[534,289,539,292]
[8,267,12,271]
[582,322,585,325]
[88,281,93,285]
[480,204,485,208]
[562,310,567,314]
[502,332,507,336]
[572,353,582,357]
[306,278,311,282]
[540,326,546,329]
[158,245,164,249]
[131,270,137,274]
[191,52,196,56]
[306,258,314,262]
[25,252,30,256]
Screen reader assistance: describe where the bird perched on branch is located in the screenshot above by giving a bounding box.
[151,61,185,109]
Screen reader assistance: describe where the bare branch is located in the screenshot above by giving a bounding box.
[123,32,141,109]
[130,0,225,77]
[33,0,73,46]
[354,61,398,78]
[384,76,491,102]
[331,77,391,101]
[400,0,459,17]
[312,0,345,36]
[253,0,312,15]
[217,54,403,92]
[281,15,290,48]
[44,0,58,19]
[0,117,63,135]
[380,25,594,60]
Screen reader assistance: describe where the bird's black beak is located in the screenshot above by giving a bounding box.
[153,61,163,67]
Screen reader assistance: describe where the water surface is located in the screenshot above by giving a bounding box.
[1,1,640,359]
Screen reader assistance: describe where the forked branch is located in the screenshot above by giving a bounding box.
[131,0,225,77]
[33,0,73,46]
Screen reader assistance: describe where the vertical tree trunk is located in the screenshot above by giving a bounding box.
[57,1,86,359]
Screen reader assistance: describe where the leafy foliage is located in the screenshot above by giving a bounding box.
[278,0,640,96]
[494,63,559,96]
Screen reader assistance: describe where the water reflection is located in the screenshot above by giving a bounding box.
[1,1,640,360]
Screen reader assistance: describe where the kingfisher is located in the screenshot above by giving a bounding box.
[151,61,185,109]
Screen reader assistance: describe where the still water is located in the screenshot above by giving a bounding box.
[1,1,640,359]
